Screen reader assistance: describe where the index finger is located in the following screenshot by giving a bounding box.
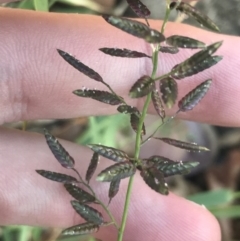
[0,8,239,126]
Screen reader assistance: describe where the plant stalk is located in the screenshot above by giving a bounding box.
[117,3,171,240]
[117,50,159,241]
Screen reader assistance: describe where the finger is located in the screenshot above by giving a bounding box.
[0,128,220,241]
[0,9,238,126]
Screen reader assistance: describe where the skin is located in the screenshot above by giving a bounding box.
[1,0,239,240]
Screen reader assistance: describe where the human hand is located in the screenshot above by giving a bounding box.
[0,3,239,240]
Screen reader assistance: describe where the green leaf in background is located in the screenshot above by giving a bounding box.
[2,226,41,241]
[16,0,96,14]
[187,189,234,209]
[18,0,35,10]
[49,0,102,14]
[210,205,240,219]
[33,0,49,12]
[188,189,240,219]
[57,234,99,241]
[77,114,128,147]
[49,0,57,8]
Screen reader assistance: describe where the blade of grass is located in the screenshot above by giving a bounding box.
[18,0,34,9]
[19,226,32,241]
[33,0,49,11]
[187,189,234,209]
[209,205,240,219]
[32,227,43,241]
[49,0,57,8]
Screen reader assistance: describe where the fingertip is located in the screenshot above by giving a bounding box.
[177,197,221,241]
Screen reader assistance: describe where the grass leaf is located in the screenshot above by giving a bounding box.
[33,0,49,12]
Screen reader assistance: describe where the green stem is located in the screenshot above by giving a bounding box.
[117,48,159,241]
[72,168,83,182]
[141,111,179,145]
[154,72,171,81]
[117,174,134,241]
[117,3,171,240]
[118,87,155,241]
[161,0,171,34]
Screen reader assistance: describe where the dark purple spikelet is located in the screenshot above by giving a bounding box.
[154,137,210,152]
[160,77,178,108]
[151,89,165,121]
[57,49,103,82]
[140,167,169,195]
[108,179,121,204]
[87,144,129,162]
[61,222,99,236]
[71,200,104,225]
[44,129,75,169]
[96,161,136,182]
[144,156,199,177]
[102,15,165,44]
[86,152,99,183]
[73,89,123,105]
[36,170,77,183]
[130,111,146,136]
[129,75,154,98]
[99,48,151,58]
[171,41,223,79]
[178,79,212,112]
[166,35,205,49]
[117,105,139,115]
[158,46,179,54]
[170,1,220,32]
[126,0,151,18]
[64,183,96,203]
